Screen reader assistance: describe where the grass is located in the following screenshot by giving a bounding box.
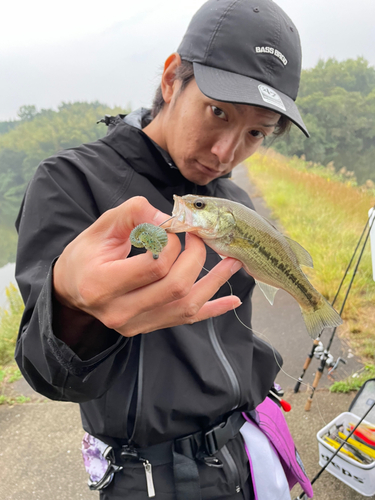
[330,365,375,393]
[0,284,27,404]
[246,148,375,390]
[0,283,24,365]
[0,395,30,405]
[0,363,22,384]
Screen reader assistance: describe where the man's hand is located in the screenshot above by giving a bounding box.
[53,196,242,343]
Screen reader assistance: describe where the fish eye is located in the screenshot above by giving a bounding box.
[194,200,206,209]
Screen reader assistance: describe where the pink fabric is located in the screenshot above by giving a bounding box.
[242,398,314,498]
[244,441,259,500]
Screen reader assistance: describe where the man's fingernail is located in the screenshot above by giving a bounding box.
[231,260,242,273]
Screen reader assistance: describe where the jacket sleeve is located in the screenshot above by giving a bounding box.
[15,153,132,402]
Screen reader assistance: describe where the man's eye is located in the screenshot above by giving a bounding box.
[211,106,227,120]
[250,130,265,139]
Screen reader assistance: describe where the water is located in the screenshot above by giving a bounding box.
[0,262,17,308]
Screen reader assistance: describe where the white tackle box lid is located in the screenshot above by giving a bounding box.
[348,378,375,424]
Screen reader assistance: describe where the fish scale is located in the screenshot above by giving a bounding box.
[167,194,342,339]
[229,226,318,310]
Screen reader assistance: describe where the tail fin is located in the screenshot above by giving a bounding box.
[301,299,343,339]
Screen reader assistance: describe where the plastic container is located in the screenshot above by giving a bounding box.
[316,379,375,496]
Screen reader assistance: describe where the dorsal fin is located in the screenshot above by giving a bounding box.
[284,236,313,268]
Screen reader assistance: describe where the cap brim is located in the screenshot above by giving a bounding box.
[193,62,309,137]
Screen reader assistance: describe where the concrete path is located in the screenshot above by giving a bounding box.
[0,164,367,500]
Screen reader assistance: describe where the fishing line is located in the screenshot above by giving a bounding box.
[200,260,329,429]
[330,213,370,308]
[159,215,176,227]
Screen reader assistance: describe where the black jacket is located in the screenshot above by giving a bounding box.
[15,112,281,495]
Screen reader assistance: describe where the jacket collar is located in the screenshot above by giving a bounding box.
[99,110,226,196]
[122,108,178,171]
[100,113,188,189]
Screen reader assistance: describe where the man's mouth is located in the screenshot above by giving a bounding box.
[195,160,222,176]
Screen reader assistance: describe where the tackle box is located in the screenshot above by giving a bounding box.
[316,378,375,496]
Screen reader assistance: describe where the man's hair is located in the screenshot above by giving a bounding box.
[151,59,291,137]
[151,60,195,118]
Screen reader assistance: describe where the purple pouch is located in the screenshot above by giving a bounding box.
[242,398,313,498]
[81,433,122,490]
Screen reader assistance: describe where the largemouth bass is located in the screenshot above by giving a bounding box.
[167,194,342,338]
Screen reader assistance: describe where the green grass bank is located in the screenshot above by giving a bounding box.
[246,148,375,390]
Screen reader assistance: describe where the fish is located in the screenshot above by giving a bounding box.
[166,194,343,338]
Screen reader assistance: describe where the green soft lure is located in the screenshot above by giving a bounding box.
[130,223,168,259]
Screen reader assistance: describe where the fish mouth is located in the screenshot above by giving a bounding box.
[167,195,216,239]
[167,195,195,233]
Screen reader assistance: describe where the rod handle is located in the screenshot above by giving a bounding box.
[302,357,312,371]
[305,397,313,412]
[312,369,323,388]
[304,371,323,411]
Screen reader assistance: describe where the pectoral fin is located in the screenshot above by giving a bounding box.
[255,280,279,305]
[284,236,313,268]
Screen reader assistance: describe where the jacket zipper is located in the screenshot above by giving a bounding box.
[207,317,241,410]
[128,336,157,497]
[221,445,241,493]
[129,335,145,445]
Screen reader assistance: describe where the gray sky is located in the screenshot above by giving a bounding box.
[1,0,374,121]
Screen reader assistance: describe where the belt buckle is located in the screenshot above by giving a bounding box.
[204,421,226,456]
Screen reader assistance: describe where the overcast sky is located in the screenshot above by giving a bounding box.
[1,0,374,121]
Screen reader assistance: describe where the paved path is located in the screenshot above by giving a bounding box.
[0,164,366,499]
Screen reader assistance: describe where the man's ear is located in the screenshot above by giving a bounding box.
[161,53,182,104]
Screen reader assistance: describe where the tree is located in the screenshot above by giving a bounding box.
[17,105,38,122]
[0,101,129,264]
[273,58,375,184]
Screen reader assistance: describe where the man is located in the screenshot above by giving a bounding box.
[15,1,311,499]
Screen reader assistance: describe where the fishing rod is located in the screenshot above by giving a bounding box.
[294,398,375,500]
[293,205,375,395]
[304,209,375,411]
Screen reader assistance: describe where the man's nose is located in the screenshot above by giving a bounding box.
[211,133,239,165]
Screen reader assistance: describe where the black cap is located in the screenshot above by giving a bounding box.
[177,0,309,136]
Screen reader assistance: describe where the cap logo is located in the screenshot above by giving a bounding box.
[255,46,288,66]
[258,85,286,111]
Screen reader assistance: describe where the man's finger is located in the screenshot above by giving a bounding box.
[94,196,172,241]
[94,234,207,319]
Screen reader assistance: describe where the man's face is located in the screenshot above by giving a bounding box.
[156,79,281,186]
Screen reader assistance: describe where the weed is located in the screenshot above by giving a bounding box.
[330,365,375,393]
[15,395,30,404]
[0,394,30,405]
[8,367,22,383]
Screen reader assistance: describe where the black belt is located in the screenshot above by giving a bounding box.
[113,411,246,500]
